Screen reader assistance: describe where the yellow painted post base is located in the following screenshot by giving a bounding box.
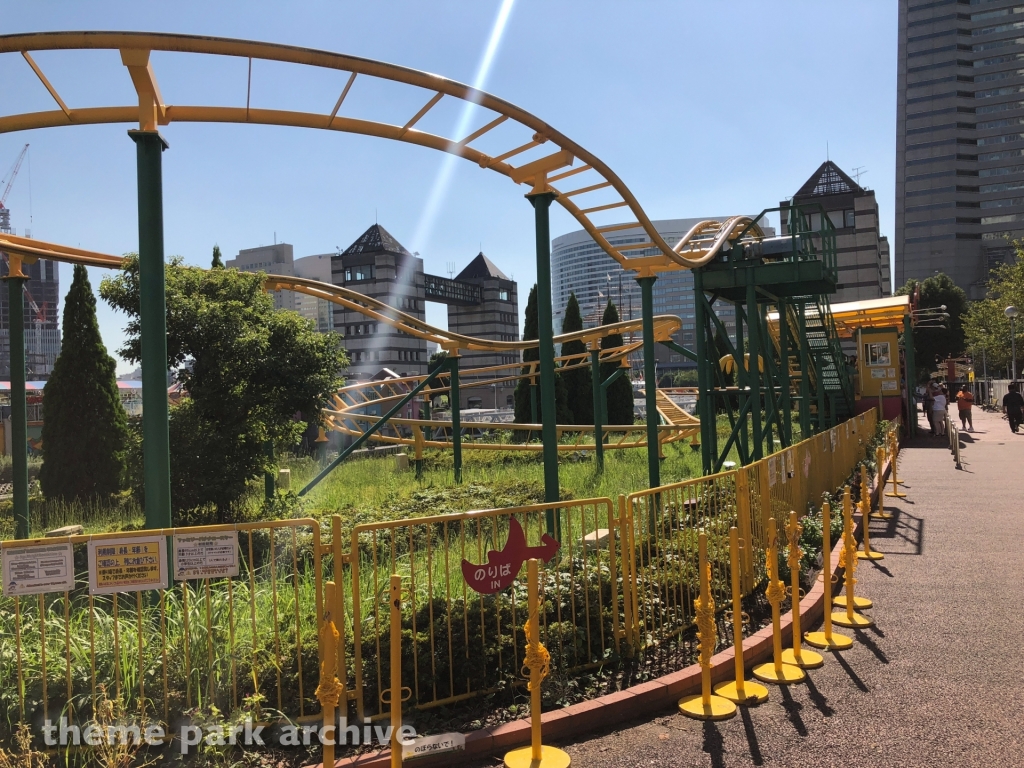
[678,694,738,721]
[857,549,885,561]
[752,662,806,685]
[504,745,571,768]
[831,610,874,628]
[833,594,872,610]
[712,679,770,705]
[874,510,894,520]
[885,490,906,499]
[781,647,825,669]
[804,631,853,650]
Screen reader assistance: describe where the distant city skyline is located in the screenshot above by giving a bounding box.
[0,2,897,373]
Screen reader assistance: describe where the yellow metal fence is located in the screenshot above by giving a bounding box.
[0,412,878,738]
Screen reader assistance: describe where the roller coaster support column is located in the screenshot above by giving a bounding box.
[528,189,560,517]
[590,345,604,472]
[6,258,28,539]
[778,300,792,443]
[638,273,661,489]
[694,268,715,474]
[449,354,462,484]
[746,278,764,461]
[130,130,173,531]
[796,302,812,436]
[904,312,917,438]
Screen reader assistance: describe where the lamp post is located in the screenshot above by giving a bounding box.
[1006,305,1019,383]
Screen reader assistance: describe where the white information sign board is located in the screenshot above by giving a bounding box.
[173,532,239,580]
[2,542,75,596]
[402,732,465,760]
[88,536,168,595]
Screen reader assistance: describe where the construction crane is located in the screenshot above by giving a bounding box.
[0,143,30,234]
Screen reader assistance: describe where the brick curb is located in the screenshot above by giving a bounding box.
[314,459,891,768]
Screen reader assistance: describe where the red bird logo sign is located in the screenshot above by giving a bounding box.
[461,519,560,594]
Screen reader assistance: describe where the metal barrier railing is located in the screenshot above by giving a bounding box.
[344,498,622,717]
[0,412,880,745]
[0,519,323,736]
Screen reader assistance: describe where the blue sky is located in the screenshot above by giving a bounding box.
[1,1,897,373]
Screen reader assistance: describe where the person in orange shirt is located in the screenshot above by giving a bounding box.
[956,384,974,432]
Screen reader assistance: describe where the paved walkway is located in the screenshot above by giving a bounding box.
[469,408,1024,767]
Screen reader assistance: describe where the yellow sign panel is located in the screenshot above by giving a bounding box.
[88,536,168,595]
[860,330,902,398]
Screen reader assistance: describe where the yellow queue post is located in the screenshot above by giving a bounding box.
[886,431,906,497]
[713,527,769,705]
[504,559,571,768]
[874,447,894,519]
[834,487,872,611]
[780,511,824,669]
[805,496,854,650]
[383,576,412,768]
[315,581,344,768]
[832,493,874,630]
[680,531,738,719]
[857,463,885,561]
[752,518,806,685]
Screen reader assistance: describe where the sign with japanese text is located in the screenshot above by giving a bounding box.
[88,536,168,595]
[461,518,560,594]
[173,532,239,580]
[2,542,75,596]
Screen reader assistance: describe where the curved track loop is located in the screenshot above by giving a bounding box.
[0,31,764,271]
[0,234,699,451]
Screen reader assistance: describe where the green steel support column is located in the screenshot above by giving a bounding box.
[130,130,172,531]
[529,191,560,520]
[693,270,714,474]
[904,313,917,437]
[778,300,792,443]
[815,357,826,432]
[745,279,763,461]
[637,275,661,489]
[796,302,812,436]
[6,271,28,539]
[449,355,462,484]
[759,304,774,453]
[264,441,275,501]
[590,347,604,472]
[735,305,748,462]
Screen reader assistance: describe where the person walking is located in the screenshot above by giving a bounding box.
[932,386,948,437]
[1003,382,1024,434]
[923,382,936,436]
[956,384,974,431]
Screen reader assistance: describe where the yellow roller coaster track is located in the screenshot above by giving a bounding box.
[0,31,764,273]
[0,234,700,451]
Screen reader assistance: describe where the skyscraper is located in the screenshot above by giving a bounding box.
[896,0,1024,298]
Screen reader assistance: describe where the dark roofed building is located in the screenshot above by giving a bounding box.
[331,224,428,378]
[781,161,891,303]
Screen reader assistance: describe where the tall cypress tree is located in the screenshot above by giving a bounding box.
[600,300,635,425]
[211,244,224,269]
[514,284,571,426]
[40,265,128,501]
[560,292,593,425]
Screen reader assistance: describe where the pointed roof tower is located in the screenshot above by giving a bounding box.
[455,252,509,281]
[341,224,414,256]
[795,161,863,197]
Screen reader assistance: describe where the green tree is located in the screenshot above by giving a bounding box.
[964,243,1024,376]
[896,273,967,382]
[211,244,224,269]
[40,265,128,501]
[100,255,345,521]
[559,292,593,425]
[600,300,635,424]
[514,284,571,426]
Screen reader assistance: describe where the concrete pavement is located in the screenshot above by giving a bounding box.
[470,408,1024,767]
